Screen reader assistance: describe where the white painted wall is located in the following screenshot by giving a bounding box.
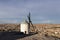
[20,21,29,34]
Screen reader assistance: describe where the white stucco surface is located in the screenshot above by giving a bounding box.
[20,20,29,34]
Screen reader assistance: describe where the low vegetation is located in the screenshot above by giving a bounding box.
[0,24,60,40]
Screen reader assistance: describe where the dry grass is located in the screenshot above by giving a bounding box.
[0,24,60,40]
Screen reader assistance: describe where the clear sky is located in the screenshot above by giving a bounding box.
[0,0,60,24]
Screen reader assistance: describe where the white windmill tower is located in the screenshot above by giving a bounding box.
[20,19,30,34]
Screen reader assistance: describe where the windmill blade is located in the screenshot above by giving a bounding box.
[27,12,36,32]
[27,12,31,23]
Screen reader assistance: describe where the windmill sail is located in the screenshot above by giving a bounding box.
[27,12,36,32]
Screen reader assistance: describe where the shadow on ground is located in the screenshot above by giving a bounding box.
[0,31,37,40]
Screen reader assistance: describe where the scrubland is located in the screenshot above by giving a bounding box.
[0,24,60,40]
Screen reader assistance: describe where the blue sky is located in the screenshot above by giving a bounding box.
[0,0,60,24]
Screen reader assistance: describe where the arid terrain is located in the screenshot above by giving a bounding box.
[0,24,60,40]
